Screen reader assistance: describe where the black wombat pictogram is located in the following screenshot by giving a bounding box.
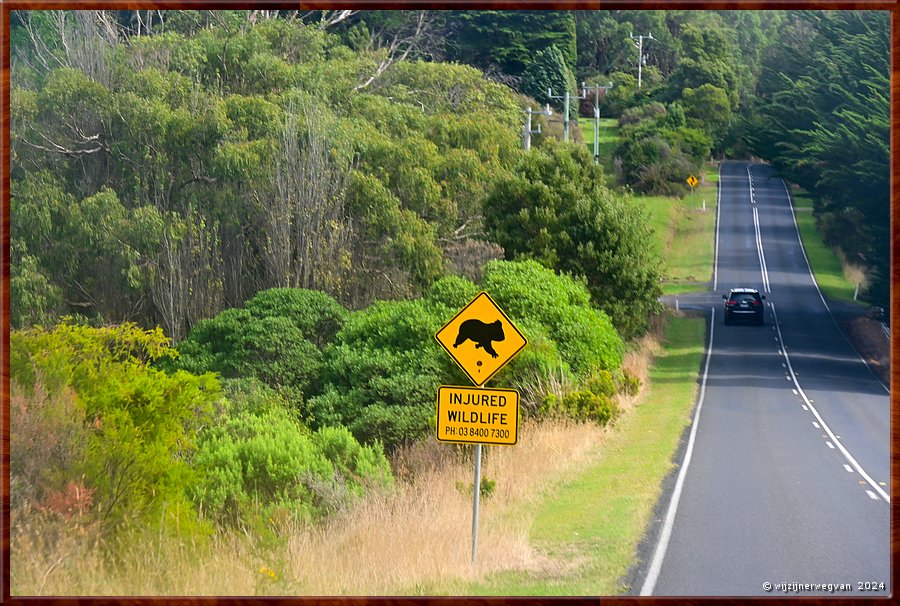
[454,319,505,359]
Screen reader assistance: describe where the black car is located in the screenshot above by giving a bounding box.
[723,288,766,325]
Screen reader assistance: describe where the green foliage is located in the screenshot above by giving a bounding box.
[456,477,497,499]
[745,11,889,308]
[193,396,392,525]
[521,46,578,117]
[598,72,638,119]
[663,21,744,111]
[482,260,625,373]
[483,142,662,338]
[681,84,732,149]
[173,288,347,398]
[11,322,219,533]
[11,16,524,330]
[452,11,577,77]
[541,390,619,426]
[307,298,448,450]
[11,241,62,329]
[615,101,711,196]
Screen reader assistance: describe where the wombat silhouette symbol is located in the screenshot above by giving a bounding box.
[453,319,505,358]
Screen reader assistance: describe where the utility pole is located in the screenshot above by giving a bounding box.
[582,82,613,164]
[548,83,587,143]
[522,104,553,150]
[630,32,655,89]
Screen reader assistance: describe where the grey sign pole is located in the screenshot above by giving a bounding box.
[471,442,482,564]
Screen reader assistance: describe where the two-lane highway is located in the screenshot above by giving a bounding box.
[639,161,890,596]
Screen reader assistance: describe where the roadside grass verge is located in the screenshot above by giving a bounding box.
[790,191,859,303]
[637,164,718,295]
[445,313,706,595]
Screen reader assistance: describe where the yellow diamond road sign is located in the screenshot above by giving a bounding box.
[435,291,527,386]
[687,175,699,188]
[436,386,519,445]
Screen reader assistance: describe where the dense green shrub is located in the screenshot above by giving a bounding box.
[521,45,578,118]
[541,389,619,426]
[307,298,452,451]
[243,288,347,347]
[192,396,393,525]
[11,322,219,534]
[172,287,347,398]
[482,260,625,372]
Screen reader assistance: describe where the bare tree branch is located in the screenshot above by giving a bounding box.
[354,11,434,92]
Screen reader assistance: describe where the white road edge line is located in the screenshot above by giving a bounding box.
[770,302,890,502]
[639,307,716,596]
[779,179,889,394]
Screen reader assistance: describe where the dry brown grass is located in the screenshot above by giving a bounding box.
[12,418,610,596]
[836,249,869,293]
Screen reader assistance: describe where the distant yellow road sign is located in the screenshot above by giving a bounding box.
[687,175,699,188]
[436,386,519,445]
[435,291,527,386]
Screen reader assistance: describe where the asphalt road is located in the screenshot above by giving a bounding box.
[638,161,890,597]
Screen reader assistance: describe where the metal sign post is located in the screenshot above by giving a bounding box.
[472,441,482,564]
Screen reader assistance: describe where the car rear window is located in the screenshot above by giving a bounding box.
[730,293,759,302]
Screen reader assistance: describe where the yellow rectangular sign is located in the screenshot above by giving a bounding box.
[436,386,519,445]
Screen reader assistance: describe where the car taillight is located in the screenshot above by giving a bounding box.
[726,300,736,306]
[752,300,762,306]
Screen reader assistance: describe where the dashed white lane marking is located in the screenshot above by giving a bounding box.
[866,490,880,501]
[802,405,808,410]
[826,442,835,449]
[813,422,821,429]
[792,389,798,395]
[844,465,854,473]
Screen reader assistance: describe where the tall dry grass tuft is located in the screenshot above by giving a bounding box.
[283,419,605,595]
[617,311,667,414]
[837,249,868,292]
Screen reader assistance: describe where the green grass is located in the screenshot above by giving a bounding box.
[789,191,858,302]
[455,316,707,595]
[636,165,719,295]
